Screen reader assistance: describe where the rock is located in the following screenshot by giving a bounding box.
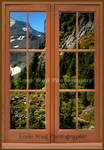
[81,105,94,116]
[61,15,94,49]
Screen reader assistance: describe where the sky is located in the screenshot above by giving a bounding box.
[10,12,46,33]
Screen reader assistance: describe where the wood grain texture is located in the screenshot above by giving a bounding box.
[2,1,103,145]
[2,142,103,149]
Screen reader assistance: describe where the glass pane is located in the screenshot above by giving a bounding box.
[78,13,94,49]
[59,92,76,129]
[60,52,76,89]
[29,52,46,89]
[29,12,46,49]
[10,12,27,49]
[78,53,94,89]
[10,52,27,89]
[10,92,27,129]
[59,12,76,49]
[29,92,46,129]
[78,92,95,129]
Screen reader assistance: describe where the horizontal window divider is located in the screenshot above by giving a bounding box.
[59,49,76,52]
[9,49,46,52]
[9,49,27,52]
[9,129,47,131]
[28,50,46,52]
[9,89,46,92]
[58,129,96,132]
[78,49,95,52]
[59,49,95,52]
[59,89,95,92]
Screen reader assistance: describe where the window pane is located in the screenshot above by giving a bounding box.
[78,92,95,129]
[59,92,76,129]
[10,52,27,89]
[78,13,94,49]
[10,12,27,49]
[59,12,76,49]
[29,52,46,89]
[29,92,46,129]
[10,92,27,129]
[60,52,76,89]
[29,12,46,49]
[78,53,94,89]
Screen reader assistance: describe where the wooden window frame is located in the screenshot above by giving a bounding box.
[2,1,103,149]
[4,4,51,144]
[55,4,102,143]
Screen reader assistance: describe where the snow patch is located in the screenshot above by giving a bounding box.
[10,39,16,42]
[17,36,25,40]
[22,27,27,31]
[37,34,42,37]
[10,66,21,76]
[10,18,16,27]
[13,45,19,48]
[11,36,14,39]
[22,27,32,32]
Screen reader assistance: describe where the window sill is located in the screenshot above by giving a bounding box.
[2,143,103,149]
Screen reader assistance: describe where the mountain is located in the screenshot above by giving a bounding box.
[10,17,45,49]
[10,17,45,76]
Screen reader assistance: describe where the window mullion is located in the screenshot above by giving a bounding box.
[76,12,78,129]
[26,12,29,129]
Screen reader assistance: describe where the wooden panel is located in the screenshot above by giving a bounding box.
[6,4,50,12]
[55,5,100,12]
[2,142,103,149]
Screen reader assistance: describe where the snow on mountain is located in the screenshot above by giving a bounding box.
[10,17,44,49]
[10,18,16,27]
[22,27,27,31]
[10,66,21,76]
[13,45,19,48]
[11,36,14,39]
[17,36,25,40]
[10,39,16,42]
[22,27,32,32]
[37,34,42,37]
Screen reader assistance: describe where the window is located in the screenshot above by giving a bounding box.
[2,2,103,149]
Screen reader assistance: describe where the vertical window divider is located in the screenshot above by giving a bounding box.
[76,12,78,129]
[26,12,29,129]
